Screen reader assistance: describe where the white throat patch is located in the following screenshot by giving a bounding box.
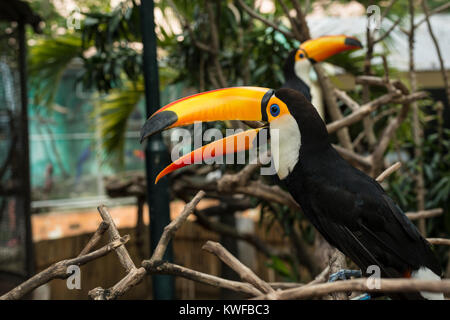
[294,59,312,85]
[270,114,301,180]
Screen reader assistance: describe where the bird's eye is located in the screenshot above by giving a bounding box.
[270,104,280,117]
[299,53,304,59]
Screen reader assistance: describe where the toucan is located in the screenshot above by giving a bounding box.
[151,35,363,182]
[282,35,362,117]
[140,87,443,300]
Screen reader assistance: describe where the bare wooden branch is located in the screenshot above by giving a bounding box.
[194,210,291,260]
[236,0,295,40]
[376,162,402,183]
[254,278,450,300]
[78,221,109,256]
[0,236,129,300]
[409,0,426,236]
[290,0,310,41]
[277,0,302,40]
[380,0,397,22]
[371,103,409,175]
[143,260,261,297]
[421,0,450,106]
[327,91,401,134]
[427,238,450,246]
[406,208,443,220]
[167,0,215,54]
[150,190,206,262]
[97,205,136,272]
[328,250,348,300]
[90,191,207,300]
[217,162,261,192]
[414,2,450,29]
[373,16,402,44]
[202,240,274,294]
[332,144,372,169]
[98,267,147,300]
[307,266,330,286]
[314,64,354,150]
[334,88,360,111]
[205,1,227,88]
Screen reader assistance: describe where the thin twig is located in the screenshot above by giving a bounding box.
[414,2,450,29]
[78,221,109,256]
[405,208,443,220]
[202,240,274,294]
[421,0,450,106]
[150,190,206,262]
[376,162,402,183]
[236,0,295,40]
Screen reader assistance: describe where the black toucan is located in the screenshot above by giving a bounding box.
[140,87,443,300]
[282,35,362,117]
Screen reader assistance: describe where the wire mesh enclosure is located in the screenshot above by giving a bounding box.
[0,0,41,295]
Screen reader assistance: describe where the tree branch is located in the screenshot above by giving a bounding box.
[254,278,450,300]
[202,240,274,294]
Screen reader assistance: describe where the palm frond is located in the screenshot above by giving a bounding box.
[29,34,83,111]
[94,79,144,165]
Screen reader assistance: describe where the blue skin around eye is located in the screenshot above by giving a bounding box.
[270,104,280,117]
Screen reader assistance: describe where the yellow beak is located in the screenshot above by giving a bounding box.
[140,87,272,142]
[299,35,362,63]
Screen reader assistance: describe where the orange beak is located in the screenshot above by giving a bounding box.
[155,128,264,184]
[299,35,362,63]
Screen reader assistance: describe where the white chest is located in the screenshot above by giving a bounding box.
[270,115,301,180]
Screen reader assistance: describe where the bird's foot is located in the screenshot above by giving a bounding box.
[328,269,362,282]
[328,270,371,300]
[351,293,371,300]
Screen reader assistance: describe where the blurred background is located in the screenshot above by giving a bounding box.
[0,0,449,299]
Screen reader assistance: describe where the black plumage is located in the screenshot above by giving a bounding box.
[281,50,312,102]
[276,88,441,299]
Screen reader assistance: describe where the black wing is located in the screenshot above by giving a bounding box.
[289,161,441,278]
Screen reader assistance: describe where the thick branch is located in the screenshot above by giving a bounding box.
[97,205,136,272]
[1,236,129,300]
[255,278,450,300]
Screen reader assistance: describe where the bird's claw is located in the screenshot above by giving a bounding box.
[351,293,371,300]
[328,269,362,282]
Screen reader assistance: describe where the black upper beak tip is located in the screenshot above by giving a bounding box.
[345,37,363,48]
[139,110,178,143]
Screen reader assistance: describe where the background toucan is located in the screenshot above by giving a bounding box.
[141,87,444,300]
[282,35,362,117]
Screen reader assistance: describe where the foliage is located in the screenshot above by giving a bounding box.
[80,0,142,93]
[29,34,83,110]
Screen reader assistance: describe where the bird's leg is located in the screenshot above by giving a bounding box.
[328,269,362,282]
[328,269,372,300]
